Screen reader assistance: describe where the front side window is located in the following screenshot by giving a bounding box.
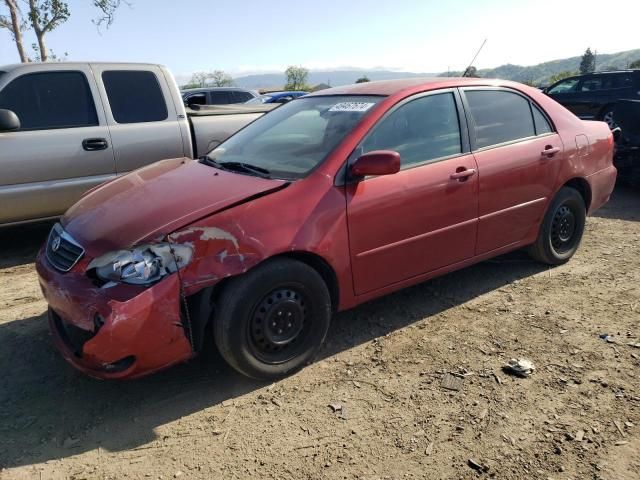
[465,90,536,149]
[358,92,462,167]
[185,93,207,106]
[0,71,98,130]
[206,95,384,179]
[547,78,579,94]
[579,77,604,92]
[102,70,168,124]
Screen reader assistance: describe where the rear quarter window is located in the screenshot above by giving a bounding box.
[102,70,168,124]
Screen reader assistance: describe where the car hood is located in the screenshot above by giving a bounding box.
[62,158,287,256]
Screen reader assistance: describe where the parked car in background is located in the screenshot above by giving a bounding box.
[544,70,640,128]
[246,91,307,105]
[36,77,616,381]
[612,99,640,187]
[0,62,273,227]
[181,87,259,108]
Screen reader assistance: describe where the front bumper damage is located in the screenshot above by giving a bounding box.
[36,249,193,379]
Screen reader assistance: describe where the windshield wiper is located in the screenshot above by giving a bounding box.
[218,161,272,179]
[199,156,272,179]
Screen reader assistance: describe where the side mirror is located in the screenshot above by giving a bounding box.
[350,150,400,177]
[0,109,20,132]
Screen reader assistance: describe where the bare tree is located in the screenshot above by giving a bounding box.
[0,0,30,62]
[190,72,209,87]
[208,70,234,87]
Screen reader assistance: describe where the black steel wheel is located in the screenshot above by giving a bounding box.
[528,187,586,265]
[213,258,331,379]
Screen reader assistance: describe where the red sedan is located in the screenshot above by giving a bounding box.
[36,78,616,380]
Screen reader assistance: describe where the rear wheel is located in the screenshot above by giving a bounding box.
[213,258,331,379]
[600,105,617,129]
[527,187,586,265]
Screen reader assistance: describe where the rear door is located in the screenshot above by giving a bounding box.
[93,65,185,174]
[0,67,116,224]
[461,88,562,254]
[346,90,479,295]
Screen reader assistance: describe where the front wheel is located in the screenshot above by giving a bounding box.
[527,187,586,265]
[213,258,332,379]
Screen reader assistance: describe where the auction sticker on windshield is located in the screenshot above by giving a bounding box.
[329,102,376,112]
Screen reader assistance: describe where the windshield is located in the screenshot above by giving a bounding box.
[246,95,271,104]
[206,95,384,179]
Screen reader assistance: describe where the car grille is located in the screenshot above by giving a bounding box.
[46,223,85,272]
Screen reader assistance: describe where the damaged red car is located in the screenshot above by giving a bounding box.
[36,78,617,380]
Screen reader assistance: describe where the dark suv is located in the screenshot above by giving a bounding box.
[544,70,640,128]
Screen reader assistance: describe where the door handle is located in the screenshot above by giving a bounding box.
[541,146,561,158]
[82,138,109,151]
[450,168,476,181]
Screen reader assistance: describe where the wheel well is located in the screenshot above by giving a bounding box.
[277,251,340,313]
[563,178,592,211]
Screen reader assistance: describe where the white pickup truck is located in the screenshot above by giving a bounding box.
[0,62,276,227]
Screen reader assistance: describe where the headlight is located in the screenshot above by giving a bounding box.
[87,243,193,286]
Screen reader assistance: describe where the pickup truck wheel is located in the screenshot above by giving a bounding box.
[213,258,331,379]
[527,187,586,265]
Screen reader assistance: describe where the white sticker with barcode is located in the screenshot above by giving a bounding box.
[329,102,375,112]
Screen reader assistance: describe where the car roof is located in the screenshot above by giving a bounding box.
[305,77,525,97]
[181,87,254,93]
[0,61,164,72]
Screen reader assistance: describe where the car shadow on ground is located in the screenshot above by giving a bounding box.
[0,247,548,470]
[591,183,640,222]
[0,221,55,269]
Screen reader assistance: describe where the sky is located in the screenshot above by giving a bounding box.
[1,0,639,80]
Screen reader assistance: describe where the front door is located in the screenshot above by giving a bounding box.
[346,91,479,295]
[0,67,116,224]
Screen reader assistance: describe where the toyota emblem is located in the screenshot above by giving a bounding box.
[51,236,61,252]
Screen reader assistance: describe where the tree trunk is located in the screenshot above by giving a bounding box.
[35,30,48,61]
[5,0,30,62]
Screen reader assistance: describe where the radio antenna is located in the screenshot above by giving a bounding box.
[462,38,487,77]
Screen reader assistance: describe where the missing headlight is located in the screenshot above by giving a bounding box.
[87,243,193,286]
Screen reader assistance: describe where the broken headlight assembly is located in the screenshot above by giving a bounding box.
[87,243,193,286]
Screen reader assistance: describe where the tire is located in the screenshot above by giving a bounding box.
[213,258,331,379]
[600,105,616,130]
[527,187,586,265]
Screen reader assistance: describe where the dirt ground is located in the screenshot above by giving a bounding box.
[1,185,639,480]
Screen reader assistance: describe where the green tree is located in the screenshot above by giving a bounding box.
[1,0,129,62]
[548,70,577,84]
[579,48,596,74]
[285,65,309,91]
[208,70,234,87]
[630,59,640,69]
[355,76,370,83]
[462,66,480,78]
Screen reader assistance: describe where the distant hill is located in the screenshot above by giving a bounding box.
[231,48,640,89]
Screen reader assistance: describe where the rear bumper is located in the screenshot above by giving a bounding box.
[587,165,617,213]
[36,249,193,380]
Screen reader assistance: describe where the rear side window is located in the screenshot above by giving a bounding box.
[102,70,168,123]
[465,90,536,149]
[612,73,634,89]
[232,91,254,103]
[0,71,98,130]
[208,91,232,104]
[361,92,462,167]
